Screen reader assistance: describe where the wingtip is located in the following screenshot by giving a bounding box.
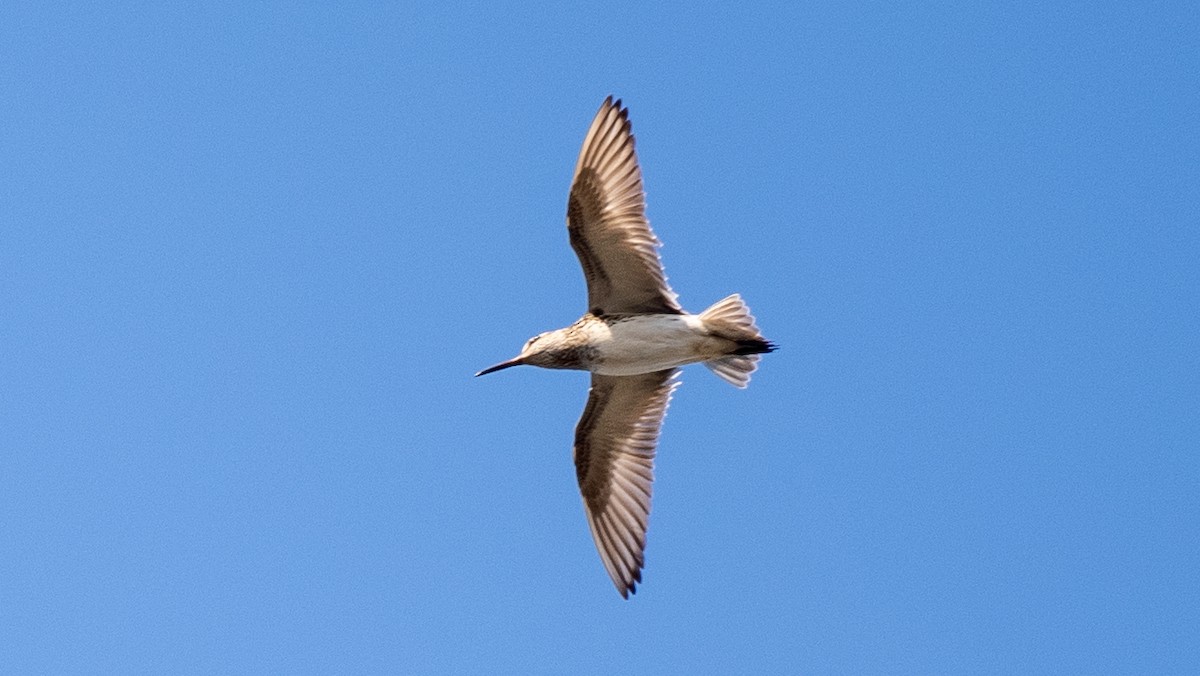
[600,94,628,118]
[620,559,644,599]
[619,580,637,599]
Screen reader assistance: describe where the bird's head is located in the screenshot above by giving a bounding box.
[475,330,571,376]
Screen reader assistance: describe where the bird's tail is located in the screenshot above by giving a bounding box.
[698,294,776,389]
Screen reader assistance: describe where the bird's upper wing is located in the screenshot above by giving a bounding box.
[574,369,680,598]
[567,97,683,316]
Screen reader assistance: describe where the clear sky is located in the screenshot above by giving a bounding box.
[1,3,1196,674]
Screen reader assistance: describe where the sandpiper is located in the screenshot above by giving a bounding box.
[477,96,775,598]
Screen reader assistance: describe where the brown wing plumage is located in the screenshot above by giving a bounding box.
[567,97,683,316]
[573,369,680,597]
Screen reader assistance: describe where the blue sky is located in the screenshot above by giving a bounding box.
[1,2,1197,673]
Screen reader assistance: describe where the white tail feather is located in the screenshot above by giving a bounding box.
[698,294,761,340]
[704,354,760,388]
[699,294,771,388]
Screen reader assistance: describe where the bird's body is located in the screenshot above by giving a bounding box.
[477,97,775,598]
[518,311,769,377]
[586,314,720,375]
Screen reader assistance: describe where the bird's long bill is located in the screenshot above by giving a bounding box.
[474,357,524,377]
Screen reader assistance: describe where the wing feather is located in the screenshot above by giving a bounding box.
[573,369,680,597]
[567,97,683,316]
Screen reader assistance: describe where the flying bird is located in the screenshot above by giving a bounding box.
[477,96,775,597]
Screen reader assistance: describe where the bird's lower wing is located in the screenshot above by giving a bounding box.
[573,369,680,597]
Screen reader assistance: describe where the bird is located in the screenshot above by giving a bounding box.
[476,96,775,598]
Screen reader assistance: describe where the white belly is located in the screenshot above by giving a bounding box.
[588,315,727,376]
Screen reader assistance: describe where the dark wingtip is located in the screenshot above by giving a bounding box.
[603,95,628,118]
[622,568,643,599]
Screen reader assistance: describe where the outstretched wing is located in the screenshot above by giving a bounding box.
[573,369,680,597]
[567,97,682,316]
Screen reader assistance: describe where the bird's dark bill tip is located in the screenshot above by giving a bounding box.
[474,358,523,377]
